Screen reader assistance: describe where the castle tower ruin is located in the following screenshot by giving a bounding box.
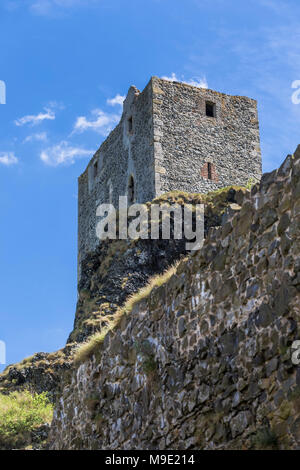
[78,76,262,275]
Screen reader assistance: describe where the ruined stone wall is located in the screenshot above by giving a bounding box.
[78,80,156,275]
[152,77,262,195]
[50,147,300,450]
[78,77,262,280]
[72,188,244,344]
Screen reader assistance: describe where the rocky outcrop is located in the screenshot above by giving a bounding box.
[0,347,74,402]
[49,147,300,450]
[0,187,245,400]
[70,187,246,343]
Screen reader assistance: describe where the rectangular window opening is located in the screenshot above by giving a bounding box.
[206,102,216,118]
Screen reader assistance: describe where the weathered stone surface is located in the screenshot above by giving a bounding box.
[70,188,246,343]
[48,149,300,450]
[0,348,73,402]
[78,77,262,278]
[230,411,252,438]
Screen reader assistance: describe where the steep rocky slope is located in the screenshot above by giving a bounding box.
[48,147,300,450]
[0,188,244,398]
[70,187,247,344]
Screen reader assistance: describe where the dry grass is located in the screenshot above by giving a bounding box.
[74,314,122,365]
[123,261,179,314]
[151,186,247,206]
[74,261,180,365]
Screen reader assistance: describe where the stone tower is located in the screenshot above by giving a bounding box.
[78,76,262,273]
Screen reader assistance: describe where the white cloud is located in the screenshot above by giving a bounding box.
[107,94,125,107]
[161,73,208,89]
[23,132,48,143]
[40,141,93,166]
[0,152,18,166]
[73,108,120,135]
[15,107,55,126]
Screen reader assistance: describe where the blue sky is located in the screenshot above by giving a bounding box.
[0,0,300,371]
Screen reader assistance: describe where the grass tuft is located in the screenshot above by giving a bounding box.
[74,261,180,365]
[123,261,179,315]
[74,324,114,365]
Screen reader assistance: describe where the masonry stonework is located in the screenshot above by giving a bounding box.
[50,147,300,450]
[78,77,262,277]
[78,83,155,278]
[151,77,261,195]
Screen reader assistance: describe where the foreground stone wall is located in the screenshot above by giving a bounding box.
[49,146,300,450]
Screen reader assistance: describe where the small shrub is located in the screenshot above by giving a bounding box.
[252,427,278,450]
[142,355,157,376]
[0,391,53,449]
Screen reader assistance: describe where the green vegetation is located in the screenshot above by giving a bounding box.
[0,391,53,449]
[152,185,248,205]
[142,355,157,376]
[74,261,180,365]
[245,177,256,190]
[252,427,278,450]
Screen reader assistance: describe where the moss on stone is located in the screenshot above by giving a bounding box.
[252,427,278,450]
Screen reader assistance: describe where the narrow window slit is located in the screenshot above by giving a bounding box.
[128,175,135,204]
[207,162,212,180]
[93,161,98,178]
[128,116,133,133]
